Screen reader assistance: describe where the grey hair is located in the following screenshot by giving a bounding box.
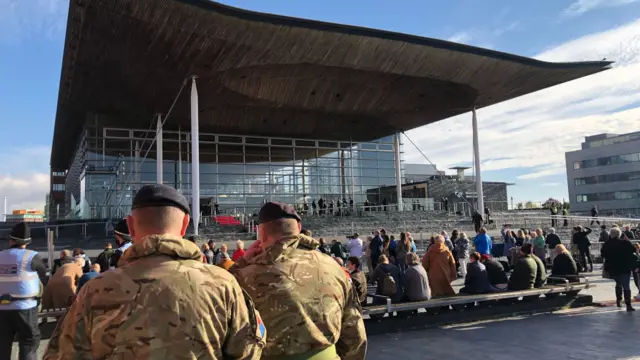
[609,227,622,239]
[434,235,445,244]
[406,252,420,266]
[548,228,556,234]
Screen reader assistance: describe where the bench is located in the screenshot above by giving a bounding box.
[363,276,592,317]
[39,308,67,319]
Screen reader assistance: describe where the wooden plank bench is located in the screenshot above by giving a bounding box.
[363,276,592,316]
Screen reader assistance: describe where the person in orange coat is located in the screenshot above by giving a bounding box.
[422,235,457,296]
[42,257,85,309]
[217,252,235,271]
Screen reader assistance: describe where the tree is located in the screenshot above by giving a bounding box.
[516,202,524,210]
[542,198,561,209]
[525,201,535,209]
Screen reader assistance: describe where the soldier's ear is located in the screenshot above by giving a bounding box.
[180,214,190,237]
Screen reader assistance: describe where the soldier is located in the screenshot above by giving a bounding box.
[231,202,367,359]
[110,218,132,269]
[44,184,265,359]
[0,222,47,360]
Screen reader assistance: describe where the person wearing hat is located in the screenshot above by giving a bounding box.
[45,184,265,359]
[109,218,132,269]
[231,201,367,360]
[0,222,47,360]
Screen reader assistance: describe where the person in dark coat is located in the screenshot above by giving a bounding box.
[460,253,499,295]
[531,253,547,288]
[572,226,593,272]
[369,230,384,269]
[480,255,509,289]
[472,211,483,233]
[371,255,404,303]
[545,228,561,263]
[549,244,578,284]
[601,227,636,311]
[508,244,538,291]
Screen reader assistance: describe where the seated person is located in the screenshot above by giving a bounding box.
[371,255,404,303]
[460,252,499,295]
[42,257,85,309]
[480,254,509,290]
[403,253,431,301]
[531,251,547,288]
[549,244,579,284]
[77,263,101,294]
[346,256,367,306]
[508,244,537,291]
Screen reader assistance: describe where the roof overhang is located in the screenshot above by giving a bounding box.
[51,0,612,169]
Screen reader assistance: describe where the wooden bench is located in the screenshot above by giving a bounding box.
[363,276,592,316]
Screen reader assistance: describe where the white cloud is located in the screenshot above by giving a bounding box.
[447,32,472,44]
[0,146,51,212]
[540,182,561,187]
[0,0,67,44]
[563,0,639,17]
[405,18,640,186]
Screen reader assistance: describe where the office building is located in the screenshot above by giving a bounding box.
[565,131,640,215]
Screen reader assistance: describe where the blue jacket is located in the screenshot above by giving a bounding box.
[473,233,493,256]
[77,271,100,294]
[0,248,40,310]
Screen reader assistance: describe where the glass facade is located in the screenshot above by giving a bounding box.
[574,171,640,186]
[66,126,403,219]
[576,191,640,203]
[573,152,640,169]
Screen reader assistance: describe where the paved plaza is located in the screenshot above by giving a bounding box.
[367,307,640,360]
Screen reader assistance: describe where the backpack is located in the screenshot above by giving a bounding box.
[380,270,397,296]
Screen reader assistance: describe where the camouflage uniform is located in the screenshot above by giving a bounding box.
[232,234,367,360]
[44,234,265,359]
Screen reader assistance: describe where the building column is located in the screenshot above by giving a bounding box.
[472,108,484,214]
[156,114,163,184]
[190,76,200,235]
[349,138,356,210]
[134,141,141,189]
[340,150,346,199]
[393,133,403,211]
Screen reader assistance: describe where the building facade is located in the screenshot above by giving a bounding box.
[565,132,640,215]
[62,121,404,219]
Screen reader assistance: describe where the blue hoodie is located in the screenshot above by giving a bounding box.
[473,233,492,256]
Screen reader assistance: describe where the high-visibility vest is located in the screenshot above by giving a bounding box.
[0,248,40,310]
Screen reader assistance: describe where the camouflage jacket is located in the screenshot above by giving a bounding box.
[44,234,265,360]
[231,234,367,360]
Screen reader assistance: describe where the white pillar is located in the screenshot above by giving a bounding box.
[156,114,163,184]
[134,141,141,188]
[349,138,356,210]
[190,76,200,235]
[472,108,484,214]
[393,133,403,211]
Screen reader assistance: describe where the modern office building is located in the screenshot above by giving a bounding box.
[50,0,610,224]
[566,131,640,215]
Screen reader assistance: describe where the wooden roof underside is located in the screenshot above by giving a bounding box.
[51,0,611,169]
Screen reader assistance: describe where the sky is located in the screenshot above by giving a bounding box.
[0,0,639,211]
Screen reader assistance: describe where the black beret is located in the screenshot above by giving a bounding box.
[114,219,130,237]
[9,222,31,245]
[258,202,301,223]
[132,184,190,215]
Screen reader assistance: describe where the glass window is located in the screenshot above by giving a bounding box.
[318,141,338,148]
[295,140,315,147]
[272,138,292,146]
[573,162,581,170]
[246,137,269,145]
[218,136,242,144]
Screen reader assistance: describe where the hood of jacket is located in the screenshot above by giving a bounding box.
[118,234,203,266]
[246,233,319,265]
[428,242,448,254]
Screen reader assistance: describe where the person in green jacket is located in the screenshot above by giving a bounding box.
[532,228,546,263]
[508,244,538,290]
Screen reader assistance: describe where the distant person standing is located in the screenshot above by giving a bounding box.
[484,206,491,225]
[369,230,384,270]
[472,211,483,233]
[602,227,636,311]
[572,226,593,272]
[562,207,569,227]
[0,222,47,360]
[590,205,600,226]
[550,205,558,227]
[95,243,114,273]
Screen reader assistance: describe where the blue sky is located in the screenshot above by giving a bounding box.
[1,0,639,209]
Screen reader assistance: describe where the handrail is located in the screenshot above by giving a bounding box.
[522,215,639,222]
[547,276,570,292]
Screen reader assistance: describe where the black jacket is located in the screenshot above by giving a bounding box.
[461,262,498,294]
[545,234,561,250]
[572,228,592,251]
[482,259,509,286]
[550,253,578,283]
[602,237,636,276]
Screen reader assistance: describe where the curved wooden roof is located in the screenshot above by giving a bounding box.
[51,0,612,169]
